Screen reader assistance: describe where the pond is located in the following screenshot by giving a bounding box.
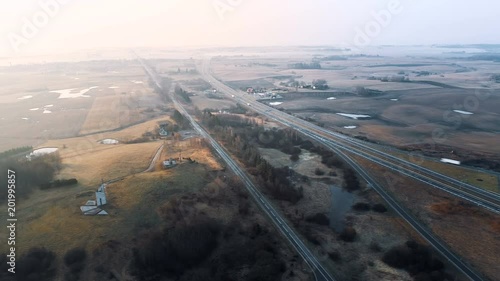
[329,185,356,232]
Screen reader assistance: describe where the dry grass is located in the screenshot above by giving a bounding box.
[349,152,500,281]
[58,141,162,186]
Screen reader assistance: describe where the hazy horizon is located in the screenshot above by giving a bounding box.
[1,0,500,58]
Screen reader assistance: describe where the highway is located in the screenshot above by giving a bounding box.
[199,59,500,215]
[197,58,489,281]
[137,57,337,281]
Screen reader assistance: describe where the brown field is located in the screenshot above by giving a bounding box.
[349,153,500,281]
[0,60,163,151]
[58,141,162,186]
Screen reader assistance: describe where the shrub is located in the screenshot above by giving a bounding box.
[372,203,388,213]
[40,178,78,189]
[328,251,342,262]
[352,202,370,211]
[305,213,330,226]
[382,241,447,279]
[314,168,325,176]
[290,154,300,162]
[369,241,382,252]
[342,168,360,191]
[64,247,86,267]
[17,247,57,281]
[339,226,357,242]
[64,248,87,281]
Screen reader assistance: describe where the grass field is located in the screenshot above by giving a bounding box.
[0,164,211,257]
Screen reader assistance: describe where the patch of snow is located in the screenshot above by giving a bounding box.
[43,109,52,114]
[52,86,98,99]
[440,158,461,165]
[131,80,143,84]
[18,95,33,100]
[453,110,473,115]
[21,117,29,120]
[390,99,399,101]
[343,126,357,129]
[269,102,283,106]
[27,147,58,159]
[44,104,54,108]
[100,139,119,145]
[327,97,336,100]
[29,108,39,111]
[109,86,119,89]
[300,151,316,161]
[336,113,371,120]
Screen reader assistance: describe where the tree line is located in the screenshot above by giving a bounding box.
[0,153,63,200]
[200,111,304,203]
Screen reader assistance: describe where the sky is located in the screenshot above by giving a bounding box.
[0,0,499,57]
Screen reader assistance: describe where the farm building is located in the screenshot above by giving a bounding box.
[80,183,108,215]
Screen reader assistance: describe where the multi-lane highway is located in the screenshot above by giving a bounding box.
[197,58,490,281]
[138,57,337,281]
[199,58,500,215]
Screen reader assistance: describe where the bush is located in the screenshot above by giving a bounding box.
[17,247,57,281]
[342,168,360,191]
[339,226,357,242]
[305,213,330,226]
[372,203,388,213]
[328,171,337,177]
[314,168,325,176]
[328,251,342,262]
[64,247,86,267]
[382,241,447,279]
[369,241,382,252]
[290,154,300,162]
[352,202,370,211]
[40,178,78,190]
[63,248,86,281]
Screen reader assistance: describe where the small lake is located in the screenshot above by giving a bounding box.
[329,185,356,232]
